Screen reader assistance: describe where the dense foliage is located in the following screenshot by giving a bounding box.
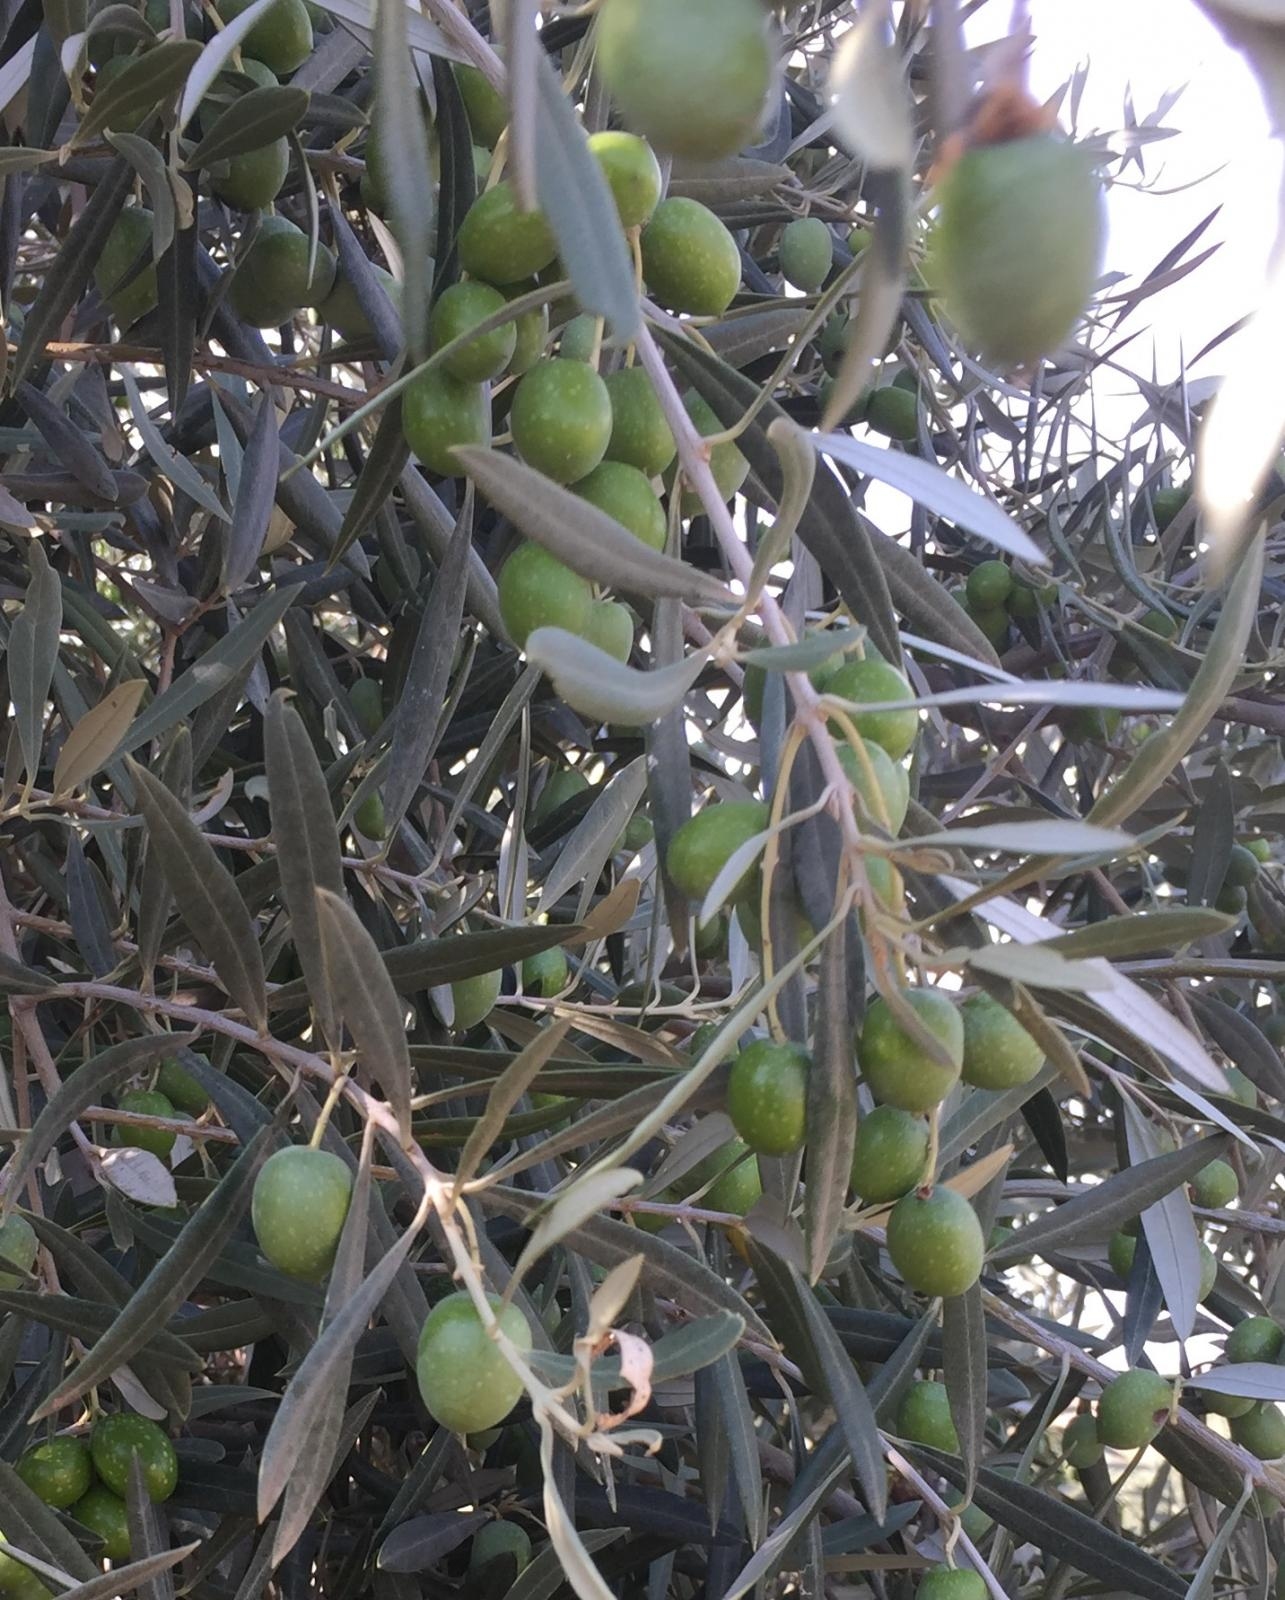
[2,2,1284,1600]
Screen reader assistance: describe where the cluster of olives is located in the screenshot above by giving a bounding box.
[956,558,1055,654]
[250,1149,533,1434]
[100,1058,210,1161]
[14,1413,178,1572]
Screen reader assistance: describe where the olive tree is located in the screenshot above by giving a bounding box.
[1,1,1284,1599]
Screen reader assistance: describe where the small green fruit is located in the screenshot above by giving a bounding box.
[353,791,385,840]
[320,265,402,341]
[666,800,769,904]
[71,1485,132,1563]
[451,969,502,1031]
[580,599,634,662]
[469,1521,532,1576]
[1096,1369,1172,1449]
[588,130,662,228]
[929,135,1105,368]
[849,1105,929,1203]
[251,1145,354,1281]
[349,677,384,737]
[896,1379,959,1453]
[603,366,675,476]
[573,460,667,551]
[219,0,313,74]
[1190,1158,1238,1210]
[966,559,1012,610]
[641,197,742,316]
[835,740,910,834]
[90,1413,178,1503]
[865,385,919,442]
[522,946,568,997]
[1153,486,1189,531]
[1227,1316,1284,1365]
[0,1537,51,1600]
[402,368,490,476]
[596,0,772,162]
[1062,1413,1103,1469]
[211,137,289,210]
[511,358,613,483]
[416,1291,533,1433]
[1108,1229,1137,1279]
[94,207,158,328]
[457,183,557,286]
[112,1089,177,1158]
[726,1039,810,1156]
[1231,1401,1285,1459]
[230,215,336,327]
[685,1138,762,1215]
[916,1569,986,1600]
[858,989,964,1114]
[559,313,601,364]
[532,767,590,825]
[885,1185,984,1298]
[455,64,507,147]
[1225,843,1261,890]
[498,541,592,648]
[959,993,1043,1090]
[155,1058,210,1116]
[779,217,832,292]
[825,657,918,760]
[16,1438,93,1509]
[507,302,550,375]
[671,389,750,514]
[429,281,516,382]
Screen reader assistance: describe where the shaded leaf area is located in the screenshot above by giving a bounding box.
[1,4,1282,1600]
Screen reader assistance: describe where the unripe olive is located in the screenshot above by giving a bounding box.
[929,135,1105,368]
[865,384,918,442]
[857,989,963,1114]
[641,198,742,317]
[1096,1369,1172,1449]
[959,993,1043,1090]
[573,460,666,551]
[596,0,772,162]
[885,1185,984,1298]
[588,130,662,228]
[1227,1316,1284,1365]
[429,281,516,382]
[469,1521,532,1576]
[1062,1413,1103,1469]
[90,1413,178,1503]
[580,599,634,662]
[725,1039,810,1156]
[457,184,557,286]
[211,138,290,211]
[849,1105,928,1203]
[497,541,592,648]
[825,657,918,760]
[455,63,507,147]
[0,1213,38,1289]
[402,368,490,476]
[220,0,313,73]
[522,945,568,997]
[917,1569,986,1600]
[450,969,503,1031]
[1231,1401,1285,1459]
[1190,1158,1238,1210]
[966,559,1012,610]
[896,1379,959,1453]
[603,367,676,476]
[415,1291,532,1433]
[16,1437,93,1509]
[511,359,613,484]
[251,1145,353,1281]
[112,1089,177,1158]
[778,217,832,292]
[94,207,158,328]
[229,215,336,327]
[666,800,769,904]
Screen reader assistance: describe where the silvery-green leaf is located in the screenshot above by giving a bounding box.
[532,46,638,340]
[524,629,711,728]
[909,821,1132,855]
[827,8,914,169]
[814,431,1045,563]
[453,446,734,609]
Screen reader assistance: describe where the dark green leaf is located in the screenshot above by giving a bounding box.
[804,917,856,1283]
[264,693,344,1046]
[130,759,269,1030]
[942,1284,986,1500]
[988,1134,1229,1268]
[531,46,638,340]
[35,1125,278,1417]
[75,41,202,145]
[187,85,309,166]
[8,541,63,784]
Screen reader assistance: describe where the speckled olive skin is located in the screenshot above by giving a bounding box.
[885,1185,983,1297]
[416,1292,533,1433]
[91,1414,178,1503]
[402,369,491,477]
[959,993,1044,1090]
[666,802,769,904]
[251,1146,353,1281]
[1096,1369,1172,1449]
[896,1380,960,1452]
[457,184,557,286]
[726,1040,810,1156]
[824,657,919,761]
[850,1106,929,1203]
[602,368,675,477]
[858,990,963,1114]
[510,360,613,484]
[641,199,742,316]
[916,1569,987,1600]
